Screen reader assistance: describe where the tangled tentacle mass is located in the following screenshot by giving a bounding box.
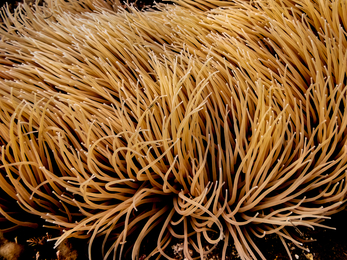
[0,0,347,259]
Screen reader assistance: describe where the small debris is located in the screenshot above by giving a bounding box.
[27,233,52,247]
[172,243,184,254]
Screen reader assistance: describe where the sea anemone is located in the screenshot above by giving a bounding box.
[0,0,346,259]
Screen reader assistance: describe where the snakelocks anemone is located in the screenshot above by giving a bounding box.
[0,0,347,259]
